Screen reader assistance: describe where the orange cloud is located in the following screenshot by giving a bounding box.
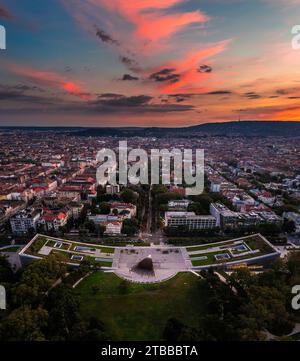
[156,40,231,93]
[6,62,90,100]
[136,11,208,42]
[273,107,300,121]
[99,0,182,13]
[63,0,208,47]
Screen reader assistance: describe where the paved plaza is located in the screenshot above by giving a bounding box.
[113,247,189,283]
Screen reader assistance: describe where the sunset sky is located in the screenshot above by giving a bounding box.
[1,0,300,127]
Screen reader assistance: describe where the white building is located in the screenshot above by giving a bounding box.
[106,185,120,195]
[210,203,237,228]
[68,202,84,219]
[110,202,137,219]
[38,211,69,232]
[210,181,221,193]
[257,192,275,206]
[88,214,120,226]
[10,208,41,235]
[165,212,217,230]
[168,199,191,211]
[103,221,122,235]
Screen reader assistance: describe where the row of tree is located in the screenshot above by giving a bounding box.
[0,255,110,341]
[163,253,300,341]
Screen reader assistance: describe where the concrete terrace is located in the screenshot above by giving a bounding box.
[113,247,189,283]
[18,233,280,283]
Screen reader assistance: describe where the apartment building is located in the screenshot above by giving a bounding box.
[103,221,122,235]
[168,200,191,211]
[165,212,217,230]
[10,208,41,235]
[106,185,120,195]
[210,203,238,229]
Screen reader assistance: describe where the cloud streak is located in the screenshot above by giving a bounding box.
[0,5,14,20]
[5,62,91,100]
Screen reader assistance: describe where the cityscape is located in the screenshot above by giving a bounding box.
[0,127,300,342]
[0,0,300,349]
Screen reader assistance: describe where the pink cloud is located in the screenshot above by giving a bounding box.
[61,1,230,98]
[136,11,208,42]
[62,0,208,49]
[156,40,231,93]
[6,62,91,100]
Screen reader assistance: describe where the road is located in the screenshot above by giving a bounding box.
[146,185,152,235]
[140,186,167,245]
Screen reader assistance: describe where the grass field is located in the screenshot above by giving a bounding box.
[0,246,21,253]
[191,251,264,267]
[191,251,225,266]
[75,272,206,341]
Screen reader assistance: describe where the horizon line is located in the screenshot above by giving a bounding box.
[1,120,300,130]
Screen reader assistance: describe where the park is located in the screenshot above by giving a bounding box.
[18,233,280,284]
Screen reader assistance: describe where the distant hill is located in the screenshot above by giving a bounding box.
[1,121,300,137]
[70,121,300,137]
[184,121,300,137]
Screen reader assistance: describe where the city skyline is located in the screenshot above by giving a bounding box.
[1,0,300,127]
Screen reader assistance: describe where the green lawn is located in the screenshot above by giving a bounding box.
[191,251,265,267]
[191,251,225,266]
[99,247,115,254]
[75,272,206,341]
[186,240,235,252]
[97,261,113,267]
[0,246,21,253]
[86,258,113,267]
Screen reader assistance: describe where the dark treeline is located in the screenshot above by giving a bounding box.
[0,255,110,341]
[163,253,300,341]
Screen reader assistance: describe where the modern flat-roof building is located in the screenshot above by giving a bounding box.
[106,185,120,195]
[10,208,41,235]
[210,202,238,229]
[168,199,191,211]
[165,212,217,230]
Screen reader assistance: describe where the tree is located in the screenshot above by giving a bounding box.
[71,317,109,341]
[96,185,106,201]
[121,189,138,204]
[287,252,300,277]
[122,219,139,236]
[152,185,168,196]
[45,285,80,339]
[188,202,207,215]
[156,192,182,205]
[112,208,119,216]
[163,318,184,341]
[242,285,294,336]
[163,318,200,342]
[98,224,106,237]
[79,226,89,240]
[282,219,296,234]
[12,255,67,307]
[12,283,40,307]
[99,202,111,215]
[84,220,96,233]
[0,255,14,283]
[0,307,48,341]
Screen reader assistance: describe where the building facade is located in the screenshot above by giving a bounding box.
[10,208,41,235]
[165,212,217,230]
